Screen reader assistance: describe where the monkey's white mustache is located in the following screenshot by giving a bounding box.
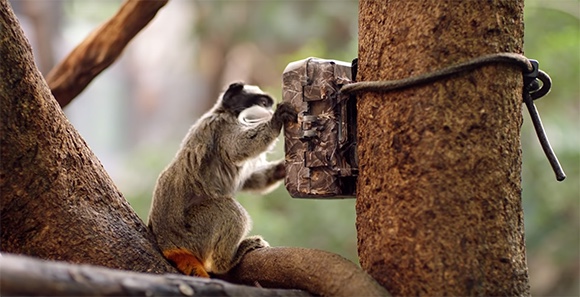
[238,106,273,126]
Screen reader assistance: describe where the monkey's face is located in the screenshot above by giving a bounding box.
[221,82,275,126]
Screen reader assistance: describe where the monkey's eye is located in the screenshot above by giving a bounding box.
[256,96,271,108]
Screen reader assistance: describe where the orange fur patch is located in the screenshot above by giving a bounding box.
[163,248,209,278]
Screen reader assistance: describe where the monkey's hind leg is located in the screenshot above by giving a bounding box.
[163,248,210,278]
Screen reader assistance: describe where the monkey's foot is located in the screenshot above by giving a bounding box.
[163,248,209,278]
[238,235,270,254]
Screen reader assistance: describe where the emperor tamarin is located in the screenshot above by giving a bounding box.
[148,82,297,277]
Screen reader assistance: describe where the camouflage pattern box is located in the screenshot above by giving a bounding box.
[282,58,358,198]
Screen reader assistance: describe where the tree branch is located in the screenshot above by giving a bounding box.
[45,0,168,107]
[0,253,312,297]
[222,247,391,297]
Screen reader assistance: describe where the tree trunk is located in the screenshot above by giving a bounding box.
[356,1,529,296]
[0,0,174,273]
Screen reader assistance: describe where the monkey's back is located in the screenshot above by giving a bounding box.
[148,163,252,273]
[147,114,254,272]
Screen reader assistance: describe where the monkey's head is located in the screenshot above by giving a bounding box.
[219,82,275,126]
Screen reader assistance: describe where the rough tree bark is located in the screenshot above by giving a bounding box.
[0,0,174,274]
[356,1,530,296]
[0,1,388,296]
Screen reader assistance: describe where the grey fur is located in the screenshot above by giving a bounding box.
[148,84,296,274]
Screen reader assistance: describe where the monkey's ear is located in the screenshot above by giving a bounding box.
[226,82,244,95]
[222,82,245,106]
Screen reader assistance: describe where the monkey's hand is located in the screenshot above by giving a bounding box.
[227,103,295,164]
[272,161,286,180]
[241,161,285,194]
[272,102,298,130]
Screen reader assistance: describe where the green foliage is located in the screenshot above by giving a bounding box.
[124,143,178,220]
[239,187,359,264]
[521,3,579,295]
[64,0,121,23]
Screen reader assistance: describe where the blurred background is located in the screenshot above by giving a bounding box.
[11,0,578,295]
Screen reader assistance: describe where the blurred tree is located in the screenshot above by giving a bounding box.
[191,0,357,102]
[9,0,62,75]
